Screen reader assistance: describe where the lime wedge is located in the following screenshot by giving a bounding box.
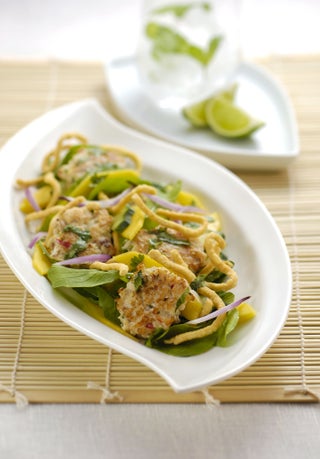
[182,84,238,128]
[182,99,208,127]
[205,97,265,139]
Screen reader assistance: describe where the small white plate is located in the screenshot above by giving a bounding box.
[0,99,292,393]
[105,56,299,170]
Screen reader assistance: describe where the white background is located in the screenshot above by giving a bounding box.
[1,1,320,458]
[0,0,319,60]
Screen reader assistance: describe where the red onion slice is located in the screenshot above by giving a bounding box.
[143,193,206,214]
[54,253,111,266]
[25,187,41,211]
[28,232,48,249]
[98,188,132,208]
[187,296,251,325]
[59,188,132,209]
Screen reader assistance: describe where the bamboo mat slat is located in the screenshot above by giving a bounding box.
[0,56,319,404]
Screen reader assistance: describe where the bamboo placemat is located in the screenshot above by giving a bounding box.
[0,57,319,404]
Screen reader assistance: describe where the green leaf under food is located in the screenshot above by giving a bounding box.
[47,265,120,288]
[75,286,121,326]
[146,309,240,356]
[219,291,235,305]
[216,309,239,347]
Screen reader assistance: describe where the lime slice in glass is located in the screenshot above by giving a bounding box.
[205,97,265,138]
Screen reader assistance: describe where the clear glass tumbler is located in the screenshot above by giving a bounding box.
[136,0,241,110]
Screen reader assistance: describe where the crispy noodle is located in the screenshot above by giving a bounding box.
[90,262,129,277]
[131,194,208,238]
[148,249,196,283]
[42,133,88,173]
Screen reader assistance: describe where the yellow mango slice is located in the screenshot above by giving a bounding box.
[181,299,203,321]
[90,169,140,197]
[121,206,145,240]
[176,190,204,208]
[237,302,256,324]
[109,251,163,269]
[32,243,52,276]
[69,174,92,197]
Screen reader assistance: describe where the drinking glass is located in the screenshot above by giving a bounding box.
[136,0,241,110]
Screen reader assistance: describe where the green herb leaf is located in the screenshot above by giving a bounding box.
[133,270,144,291]
[130,254,145,271]
[74,286,121,325]
[146,309,240,356]
[216,309,239,347]
[146,323,218,357]
[59,144,84,167]
[63,225,91,241]
[47,265,120,288]
[154,229,190,247]
[190,274,206,291]
[65,238,88,259]
[37,240,57,262]
[176,288,190,309]
[219,291,235,305]
[112,206,135,233]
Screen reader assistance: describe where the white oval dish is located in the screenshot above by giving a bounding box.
[0,99,292,393]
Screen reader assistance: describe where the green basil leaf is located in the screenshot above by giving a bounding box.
[47,265,120,288]
[146,331,218,357]
[216,309,239,347]
[74,286,121,326]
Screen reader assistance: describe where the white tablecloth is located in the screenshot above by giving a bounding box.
[1,403,320,459]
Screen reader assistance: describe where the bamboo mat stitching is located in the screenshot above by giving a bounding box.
[283,165,320,401]
[87,348,124,403]
[0,59,60,407]
[0,290,28,407]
